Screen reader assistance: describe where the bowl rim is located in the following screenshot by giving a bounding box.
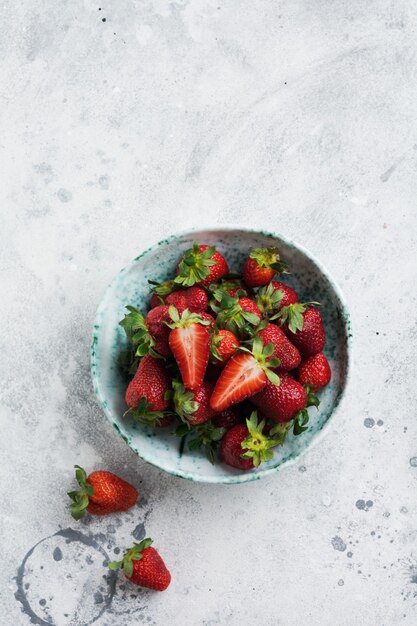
[91,225,352,484]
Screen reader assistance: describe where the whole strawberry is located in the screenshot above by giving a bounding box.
[68,466,138,519]
[175,242,229,287]
[209,279,251,299]
[165,286,208,313]
[125,353,170,413]
[251,373,307,422]
[212,407,241,429]
[167,306,211,390]
[173,379,216,424]
[257,323,301,371]
[211,292,262,339]
[109,538,171,591]
[297,352,331,389]
[256,281,299,317]
[221,412,279,469]
[145,305,173,357]
[275,305,325,356]
[210,329,240,366]
[243,247,287,288]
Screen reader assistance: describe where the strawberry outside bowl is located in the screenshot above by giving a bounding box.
[90,227,351,484]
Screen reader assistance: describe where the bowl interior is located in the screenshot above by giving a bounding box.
[91,228,350,483]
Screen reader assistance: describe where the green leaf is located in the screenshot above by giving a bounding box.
[265,369,280,385]
[293,410,309,435]
[123,560,133,578]
[175,423,190,437]
[108,561,121,570]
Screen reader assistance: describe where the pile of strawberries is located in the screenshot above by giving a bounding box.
[119,242,331,471]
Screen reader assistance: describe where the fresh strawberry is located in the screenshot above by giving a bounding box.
[211,292,262,338]
[68,466,138,520]
[297,352,331,389]
[125,354,170,412]
[119,306,160,358]
[257,323,301,371]
[150,293,164,308]
[210,329,240,366]
[167,306,211,390]
[109,538,171,591]
[197,311,216,327]
[212,407,241,429]
[243,247,287,288]
[165,286,209,313]
[145,305,172,357]
[275,305,325,356]
[256,281,298,317]
[221,412,279,469]
[251,373,307,422]
[173,379,216,424]
[175,242,229,287]
[210,336,280,412]
[209,279,251,299]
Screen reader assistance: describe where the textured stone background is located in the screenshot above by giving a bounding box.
[1,1,417,625]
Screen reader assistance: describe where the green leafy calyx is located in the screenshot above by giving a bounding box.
[240,412,281,467]
[255,282,284,316]
[67,465,95,520]
[172,380,198,422]
[108,538,153,578]
[119,306,161,358]
[249,247,287,274]
[165,305,211,329]
[126,396,173,427]
[174,241,217,287]
[210,290,259,337]
[271,302,320,334]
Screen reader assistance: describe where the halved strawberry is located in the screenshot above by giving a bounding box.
[175,242,229,287]
[257,322,301,371]
[210,329,240,366]
[256,281,299,317]
[172,379,216,424]
[243,247,287,288]
[167,306,211,390]
[209,336,280,412]
[165,286,209,313]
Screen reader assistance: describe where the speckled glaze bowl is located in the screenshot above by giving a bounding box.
[91,227,351,483]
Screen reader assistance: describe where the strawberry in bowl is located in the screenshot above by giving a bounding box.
[91,228,350,483]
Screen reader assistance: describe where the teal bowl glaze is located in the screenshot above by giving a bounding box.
[91,227,351,484]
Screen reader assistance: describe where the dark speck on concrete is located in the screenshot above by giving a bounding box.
[356,499,373,511]
[57,188,72,203]
[347,551,353,558]
[400,506,408,514]
[377,420,384,426]
[94,591,104,604]
[338,579,344,586]
[331,536,347,552]
[102,18,106,22]
[86,554,94,565]
[132,522,146,541]
[299,465,307,472]
[107,525,116,534]
[364,418,375,428]
[114,547,120,554]
[53,546,63,561]
[410,457,417,467]
[39,599,46,606]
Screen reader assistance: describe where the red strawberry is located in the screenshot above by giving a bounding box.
[212,407,241,429]
[145,305,172,357]
[243,247,287,288]
[220,412,279,469]
[210,329,240,366]
[173,380,216,424]
[167,306,211,390]
[297,352,331,389]
[199,311,216,327]
[150,293,163,309]
[165,286,208,313]
[252,373,307,422]
[68,466,138,520]
[175,242,229,287]
[125,354,170,411]
[276,305,325,356]
[258,323,301,371]
[109,538,171,591]
[256,281,298,317]
[212,292,262,339]
[210,336,280,412]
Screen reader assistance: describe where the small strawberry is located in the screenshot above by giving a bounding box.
[211,292,262,339]
[167,306,211,390]
[145,305,173,357]
[221,412,280,469]
[212,407,241,429]
[175,242,229,287]
[251,373,307,423]
[125,354,171,414]
[68,466,138,520]
[243,247,287,288]
[199,311,216,327]
[257,322,301,371]
[109,538,171,591]
[150,293,164,309]
[210,329,240,366]
[172,379,216,424]
[256,281,299,317]
[209,335,280,412]
[274,305,325,356]
[297,352,331,389]
[165,286,209,313]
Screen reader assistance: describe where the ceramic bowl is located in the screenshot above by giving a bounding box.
[91,227,351,483]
